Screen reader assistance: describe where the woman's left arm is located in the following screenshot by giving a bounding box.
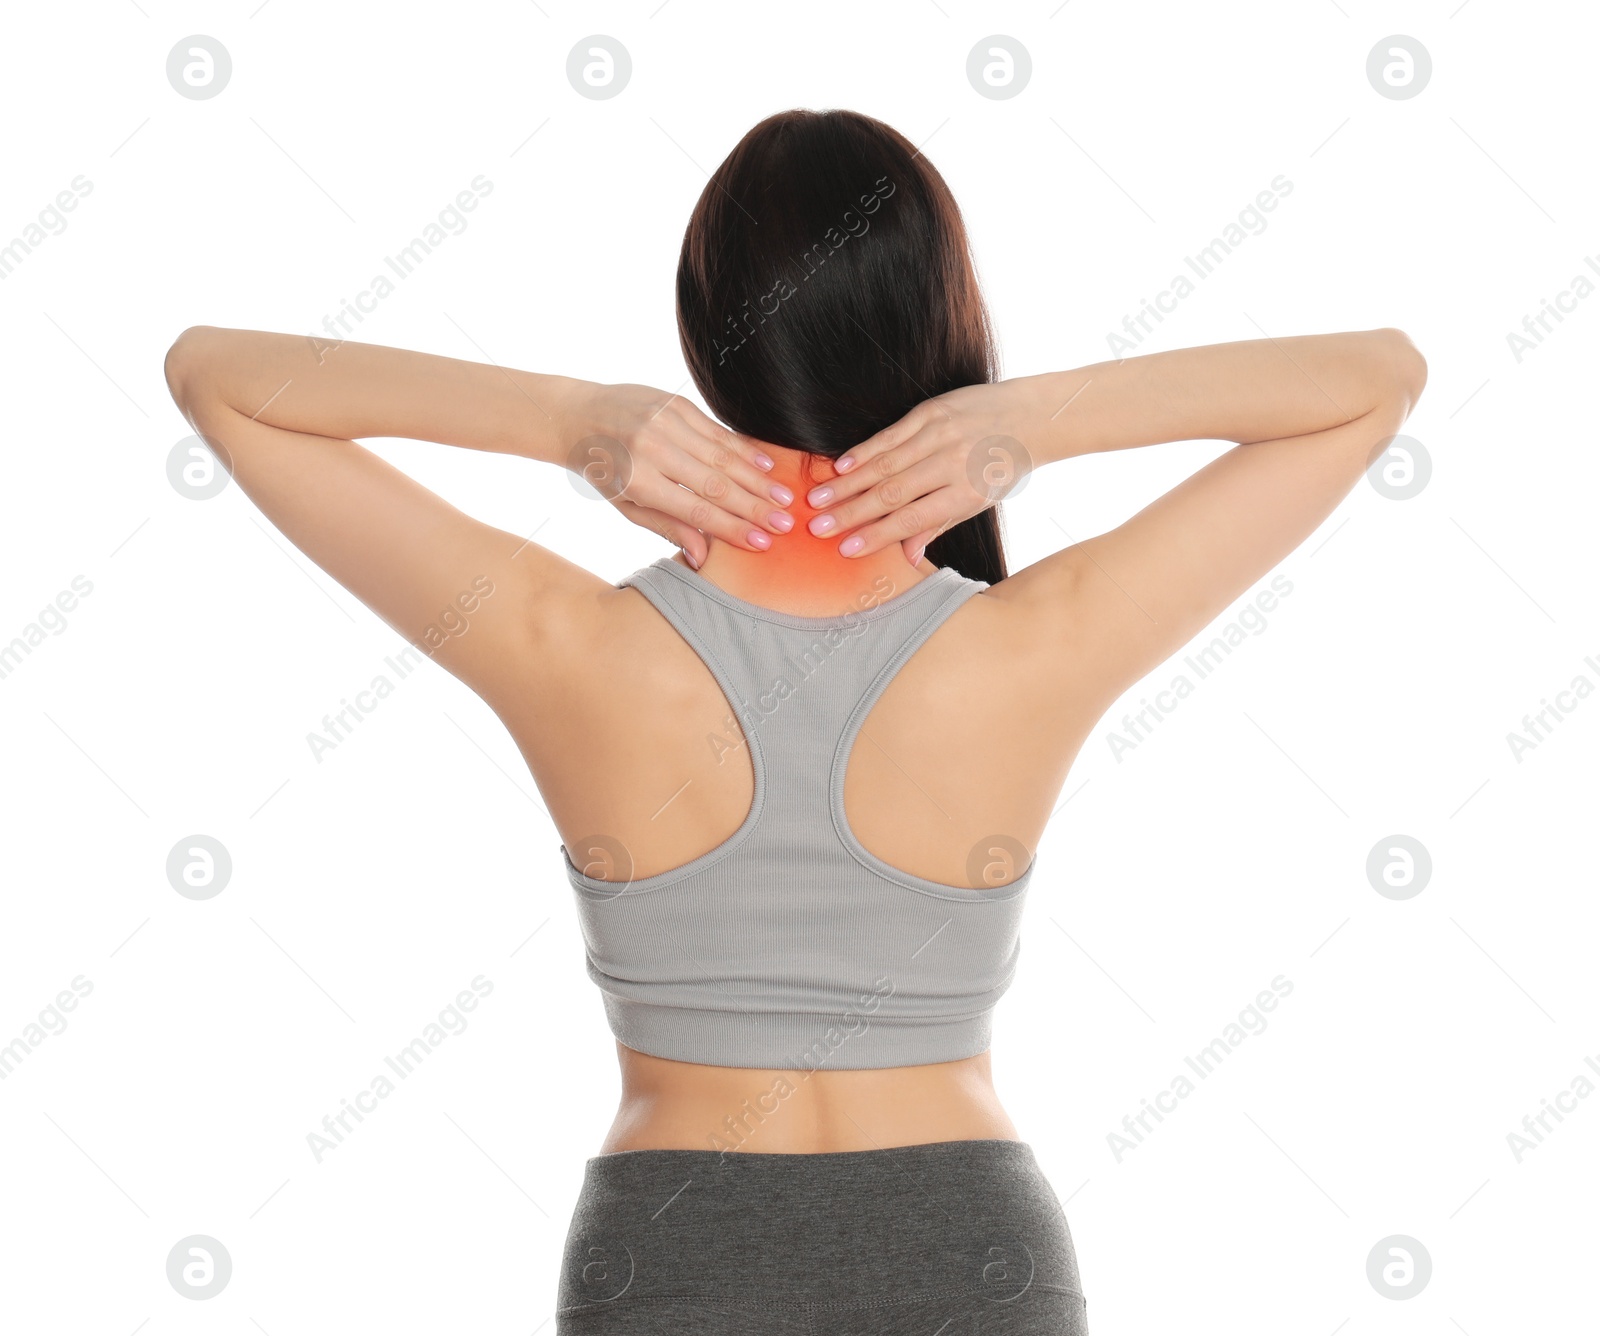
[162,327,790,703]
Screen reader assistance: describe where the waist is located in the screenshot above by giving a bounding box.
[600,1042,1018,1154]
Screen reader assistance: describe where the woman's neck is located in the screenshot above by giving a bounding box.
[672,447,930,617]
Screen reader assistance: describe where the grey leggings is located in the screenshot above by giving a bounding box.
[555,1138,1089,1334]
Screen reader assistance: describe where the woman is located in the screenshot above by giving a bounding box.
[164,109,1425,1333]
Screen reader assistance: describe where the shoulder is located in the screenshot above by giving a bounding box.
[487,553,648,697]
[954,554,1090,653]
[938,556,1119,714]
[525,555,636,643]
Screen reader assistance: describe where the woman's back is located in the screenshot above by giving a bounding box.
[499,505,1093,1153]
[529,551,1071,900]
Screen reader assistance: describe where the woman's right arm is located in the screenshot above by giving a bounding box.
[806,328,1427,715]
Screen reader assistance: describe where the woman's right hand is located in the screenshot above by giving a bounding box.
[565,381,796,568]
[798,380,1040,563]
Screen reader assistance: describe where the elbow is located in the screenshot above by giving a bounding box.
[163,325,220,413]
[1373,326,1427,415]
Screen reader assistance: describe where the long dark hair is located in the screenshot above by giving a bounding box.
[676,108,1007,585]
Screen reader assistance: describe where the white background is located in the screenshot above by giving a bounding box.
[2,1,1595,1331]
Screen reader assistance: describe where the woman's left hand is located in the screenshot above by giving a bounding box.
[799,381,1037,563]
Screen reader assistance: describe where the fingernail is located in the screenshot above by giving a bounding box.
[911,546,925,565]
[770,510,794,532]
[748,529,772,550]
[808,514,837,536]
[808,486,833,506]
[755,453,775,470]
[685,548,701,570]
[836,456,855,473]
[770,483,794,504]
[839,535,865,557]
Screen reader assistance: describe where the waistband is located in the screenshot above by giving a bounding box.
[583,1134,1036,1174]
[559,1138,1084,1310]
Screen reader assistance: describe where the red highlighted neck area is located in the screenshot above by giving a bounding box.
[688,448,926,617]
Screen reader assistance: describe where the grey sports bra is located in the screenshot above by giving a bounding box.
[559,555,1034,1070]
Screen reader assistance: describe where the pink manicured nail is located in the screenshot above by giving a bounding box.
[685,548,701,569]
[808,514,837,536]
[754,453,775,470]
[748,529,772,550]
[839,535,865,557]
[770,511,794,532]
[808,486,834,506]
[836,456,855,472]
[770,483,794,504]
